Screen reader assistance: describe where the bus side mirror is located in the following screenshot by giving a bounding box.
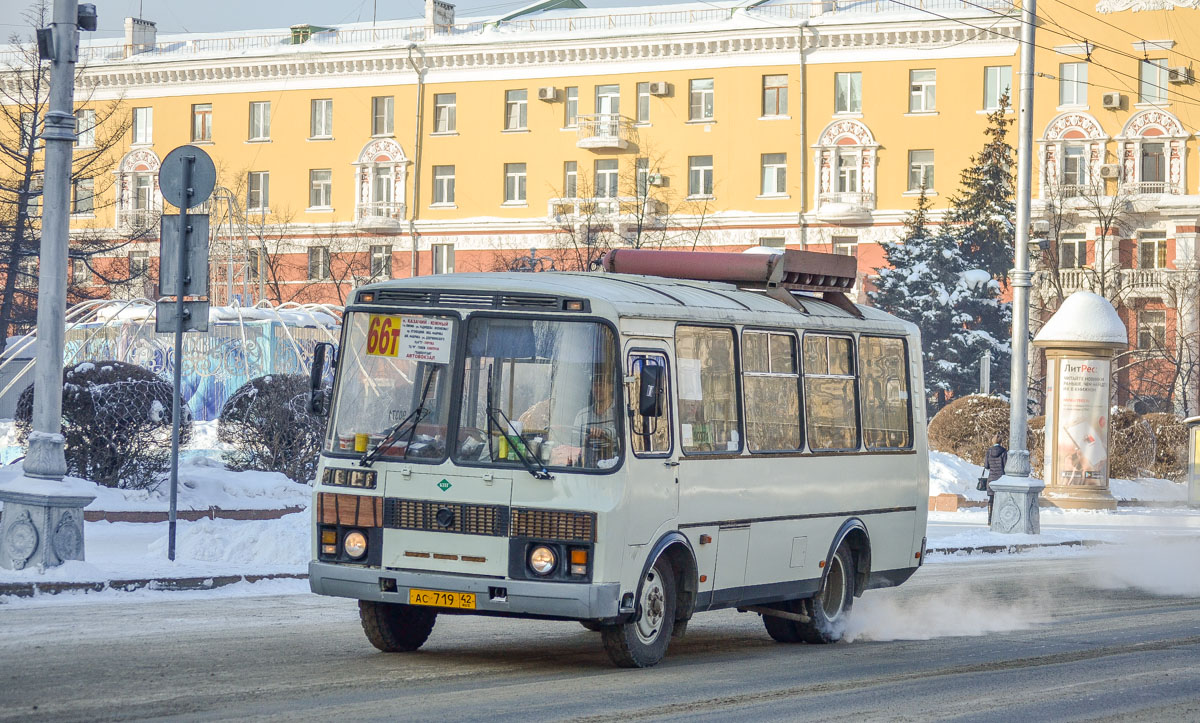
[638,365,665,418]
[309,342,334,416]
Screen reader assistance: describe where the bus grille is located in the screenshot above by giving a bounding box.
[383,499,508,537]
[510,508,596,542]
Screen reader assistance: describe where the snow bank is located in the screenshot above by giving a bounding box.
[1034,291,1126,345]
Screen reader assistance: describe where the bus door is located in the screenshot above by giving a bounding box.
[623,346,679,544]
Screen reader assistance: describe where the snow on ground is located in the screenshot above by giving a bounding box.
[928,449,1188,503]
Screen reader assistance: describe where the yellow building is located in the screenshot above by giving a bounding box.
[4,0,1200,366]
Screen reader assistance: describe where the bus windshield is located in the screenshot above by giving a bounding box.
[455,317,621,472]
[325,312,456,462]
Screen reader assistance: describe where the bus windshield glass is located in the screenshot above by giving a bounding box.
[455,317,621,472]
[325,312,456,462]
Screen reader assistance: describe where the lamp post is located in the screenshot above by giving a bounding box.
[0,0,97,570]
[991,0,1043,534]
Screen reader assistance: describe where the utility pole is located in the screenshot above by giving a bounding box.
[0,0,98,570]
[991,0,1044,534]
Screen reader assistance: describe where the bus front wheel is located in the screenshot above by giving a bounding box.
[359,600,437,652]
[601,556,676,668]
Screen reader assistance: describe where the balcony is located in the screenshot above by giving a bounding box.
[355,201,405,233]
[575,114,634,151]
[816,192,875,223]
[1047,267,1172,298]
[1129,181,1173,195]
[119,208,158,232]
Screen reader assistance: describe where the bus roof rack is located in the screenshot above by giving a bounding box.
[598,249,862,318]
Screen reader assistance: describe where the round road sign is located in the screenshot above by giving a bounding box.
[159,145,216,209]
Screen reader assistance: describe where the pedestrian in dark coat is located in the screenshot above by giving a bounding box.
[984,433,1007,524]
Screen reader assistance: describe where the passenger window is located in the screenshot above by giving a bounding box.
[860,336,912,449]
[803,334,860,451]
[675,326,740,454]
[742,330,802,452]
[626,352,671,456]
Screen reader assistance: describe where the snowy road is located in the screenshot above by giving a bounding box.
[2,548,1199,722]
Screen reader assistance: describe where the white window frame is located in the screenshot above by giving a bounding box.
[192,103,212,142]
[370,244,393,278]
[836,151,860,193]
[983,66,1012,111]
[19,112,36,152]
[433,165,455,205]
[74,109,95,148]
[689,78,714,121]
[128,250,149,278]
[688,155,714,197]
[564,87,579,128]
[309,169,332,209]
[432,243,455,275]
[434,93,456,133]
[132,107,153,145]
[1059,63,1088,107]
[763,75,788,117]
[635,157,650,197]
[133,173,154,211]
[372,165,394,204]
[833,236,858,257]
[71,177,94,215]
[907,149,934,191]
[310,98,333,139]
[1061,144,1087,188]
[247,171,269,211]
[564,161,578,198]
[1059,233,1086,269]
[504,162,527,203]
[504,89,528,131]
[1140,59,1168,104]
[308,246,331,281]
[372,96,394,136]
[636,82,651,123]
[835,72,862,114]
[909,69,936,113]
[595,159,619,199]
[760,153,787,196]
[248,101,270,141]
[1138,231,1168,269]
[1137,309,1166,349]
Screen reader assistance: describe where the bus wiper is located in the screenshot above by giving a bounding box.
[360,369,437,467]
[486,369,553,481]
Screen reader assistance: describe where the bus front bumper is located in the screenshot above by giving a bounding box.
[309,561,622,620]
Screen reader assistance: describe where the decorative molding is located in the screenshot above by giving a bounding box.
[1040,111,1108,142]
[1096,0,1200,12]
[1117,108,1188,139]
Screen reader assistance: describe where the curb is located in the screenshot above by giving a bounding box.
[0,573,308,599]
[927,539,1107,556]
[83,507,305,523]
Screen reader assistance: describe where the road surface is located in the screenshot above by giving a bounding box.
[2,550,1198,722]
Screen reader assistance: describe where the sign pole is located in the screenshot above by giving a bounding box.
[167,154,194,561]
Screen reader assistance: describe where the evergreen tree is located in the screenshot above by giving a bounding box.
[870,187,1010,412]
[944,93,1016,284]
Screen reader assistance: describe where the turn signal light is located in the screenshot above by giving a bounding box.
[321,529,337,545]
[359,292,376,303]
[570,549,588,565]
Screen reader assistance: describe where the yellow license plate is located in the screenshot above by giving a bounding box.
[408,588,476,609]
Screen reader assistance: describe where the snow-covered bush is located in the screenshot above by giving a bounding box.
[926,395,1012,465]
[1108,408,1155,480]
[218,374,324,484]
[14,360,191,489]
[1143,412,1186,482]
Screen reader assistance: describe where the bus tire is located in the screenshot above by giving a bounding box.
[601,556,676,668]
[762,600,805,643]
[359,600,437,652]
[797,541,856,644]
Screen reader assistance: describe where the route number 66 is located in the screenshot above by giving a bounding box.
[366,314,403,357]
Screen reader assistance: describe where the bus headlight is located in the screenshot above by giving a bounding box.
[343,530,368,559]
[529,545,556,576]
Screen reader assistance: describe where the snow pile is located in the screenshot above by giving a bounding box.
[1034,291,1127,345]
[1086,536,1200,596]
[841,583,1047,642]
[146,512,310,568]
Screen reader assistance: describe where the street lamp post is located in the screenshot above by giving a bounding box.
[0,0,96,570]
[991,0,1043,534]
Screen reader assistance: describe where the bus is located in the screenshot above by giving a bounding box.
[307,248,928,668]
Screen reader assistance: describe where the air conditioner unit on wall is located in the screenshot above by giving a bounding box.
[1098,164,1121,179]
[648,82,670,96]
[1101,92,1123,110]
[537,86,558,101]
[1168,66,1193,84]
[647,173,666,186]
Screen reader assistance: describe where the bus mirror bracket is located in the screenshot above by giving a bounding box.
[309,341,335,416]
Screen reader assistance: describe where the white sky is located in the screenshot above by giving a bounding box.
[0,0,674,40]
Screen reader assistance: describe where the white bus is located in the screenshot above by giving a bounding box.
[308,249,928,668]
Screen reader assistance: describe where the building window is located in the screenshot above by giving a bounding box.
[370,244,392,278]
[689,79,714,121]
[1137,310,1166,349]
[247,171,269,211]
[71,178,94,215]
[909,69,936,112]
[984,66,1012,111]
[434,93,456,133]
[310,99,332,138]
[188,103,212,143]
[74,109,95,148]
[372,166,393,204]
[129,250,149,278]
[1059,233,1085,269]
[246,249,263,281]
[372,96,394,136]
[595,159,619,198]
[564,161,578,198]
[743,330,802,452]
[595,84,619,116]
[564,87,579,127]
[836,151,859,193]
[835,72,862,114]
[133,173,154,211]
[688,155,713,197]
[432,243,455,275]
[1061,144,1087,192]
[676,325,740,454]
[71,257,90,285]
[249,101,270,141]
[833,236,858,257]
[1059,63,1088,106]
[1140,59,1168,104]
[636,82,651,123]
[132,107,153,144]
[636,157,649,196]
[761,153,786,196]
[308,246,330,280]
[759,237,785,249]
[504,89,527,130]
[1139,231,1168,269]
[908,149,934,191]
[1141,142,1166,186]
[19,112,35,152]
[16,257,37,288]
[433,165,455,205]
[763,74,788,116]
[504,162,527,203]
[803,334,860,451]
[309,169,332,209]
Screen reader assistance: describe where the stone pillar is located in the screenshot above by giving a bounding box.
[0,479,95,570]
[1033,291,1127,511]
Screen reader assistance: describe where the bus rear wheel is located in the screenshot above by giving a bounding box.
[359,600,438,652]
[797,542,856,644]
[601,556,676,668]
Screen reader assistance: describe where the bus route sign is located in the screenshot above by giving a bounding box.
[365,314,452,364]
